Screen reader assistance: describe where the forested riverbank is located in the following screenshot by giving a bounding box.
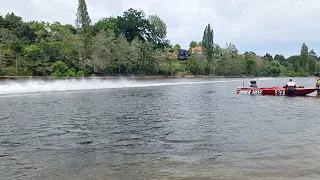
[1,0,320,78]
[0,75,250,81]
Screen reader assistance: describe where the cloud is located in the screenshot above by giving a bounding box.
[1,0,320,57]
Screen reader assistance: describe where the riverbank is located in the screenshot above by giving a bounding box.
[0,74,315,80]
[0,75,254,80]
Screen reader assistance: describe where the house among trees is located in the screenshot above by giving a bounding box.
[177,49,191,60]
[190,45,202,54]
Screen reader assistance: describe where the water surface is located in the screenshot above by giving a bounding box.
[1,77,320,180]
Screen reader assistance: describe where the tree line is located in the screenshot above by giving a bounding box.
[0,0,319,78]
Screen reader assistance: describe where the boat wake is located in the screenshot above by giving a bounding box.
[0,77,274,96]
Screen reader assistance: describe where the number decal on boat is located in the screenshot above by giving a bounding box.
[239,90,262,94]
[251,90,262,94]
[239,90,251,94]
[275,90,285,96]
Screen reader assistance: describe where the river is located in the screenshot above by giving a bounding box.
[1,77,320,180]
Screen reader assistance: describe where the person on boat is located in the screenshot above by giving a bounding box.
[286,79,296,86]
[314,76,320,88]
[285,79,296,96]
[314,76,320,96]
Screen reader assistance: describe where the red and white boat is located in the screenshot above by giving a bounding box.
[236,80,318,96]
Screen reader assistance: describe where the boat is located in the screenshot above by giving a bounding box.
[236,79,318,96]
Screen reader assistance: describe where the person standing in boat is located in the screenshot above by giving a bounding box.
[314,76,320,96]
[285,79,296,96]
[285,79,296,87]
[314,76,320,87]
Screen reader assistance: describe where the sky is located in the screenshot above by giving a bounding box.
[0,0,319,58]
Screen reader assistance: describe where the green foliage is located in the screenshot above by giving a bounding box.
[117,8,152,42]
[51,61,84,77]
[186,54,206,75]
[189,41,198,48]
[263,53,273,61]
[23,45,43,59]
[274,54,285,64]
[0,4,318,78]
[165,61,185,75]
[172,44,181,52]
[263,60,282,77]
[75,0,91,29]
[75,0,92,71]
[300,42,309,74]
[148,15,167,49]
[202,23,214,61]
[93,17,118,36]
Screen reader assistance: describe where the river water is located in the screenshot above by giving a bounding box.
[1,77,320,180]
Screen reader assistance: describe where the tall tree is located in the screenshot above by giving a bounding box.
[148,15,167,49]
[117,8,152,42]
[75,0,91,29]
[91,30,115,74]
[300,42,309,74]
[202,23,214,61]
[75,0,92,70]
[93,17,118,36]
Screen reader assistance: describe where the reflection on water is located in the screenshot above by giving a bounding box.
[1,77,320,180]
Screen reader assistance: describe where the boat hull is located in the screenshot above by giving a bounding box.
[236,86,318,96]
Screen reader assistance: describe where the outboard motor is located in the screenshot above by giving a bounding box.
[250,80,258,88]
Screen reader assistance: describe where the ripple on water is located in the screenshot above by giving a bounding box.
[1,77,320,180]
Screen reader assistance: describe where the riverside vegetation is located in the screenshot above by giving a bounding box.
[0,0,320,78]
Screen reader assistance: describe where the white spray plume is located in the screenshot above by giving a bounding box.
[0,77,273,95]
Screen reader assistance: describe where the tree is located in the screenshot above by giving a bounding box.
[264,60,282,76]
[274,54,285,64]
[287,55,301,72]
[308,56,317,74]
[114,35,130,74]
[75,0,91,29]
[22,44,48,75]
[189,41,198,48]
[75,0,92,70]
[300,42,309,74]
[2,13,25,39]
[0,28,19,75]
[186,54,201,75]
[263,53,273,61]
[93,17,118,36]
[148,15,167,49]
[117,8,152,42]
[202,23,214,61]
[172,44,181,52]
[91,30,115,74]
[224,43,238,56]
[244,51,257,75]
[2,4,320,78]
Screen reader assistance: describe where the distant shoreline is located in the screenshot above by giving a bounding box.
[0,75,314,80]
[0,75,252,80]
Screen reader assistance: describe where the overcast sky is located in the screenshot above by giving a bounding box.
[1,0,319,57]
